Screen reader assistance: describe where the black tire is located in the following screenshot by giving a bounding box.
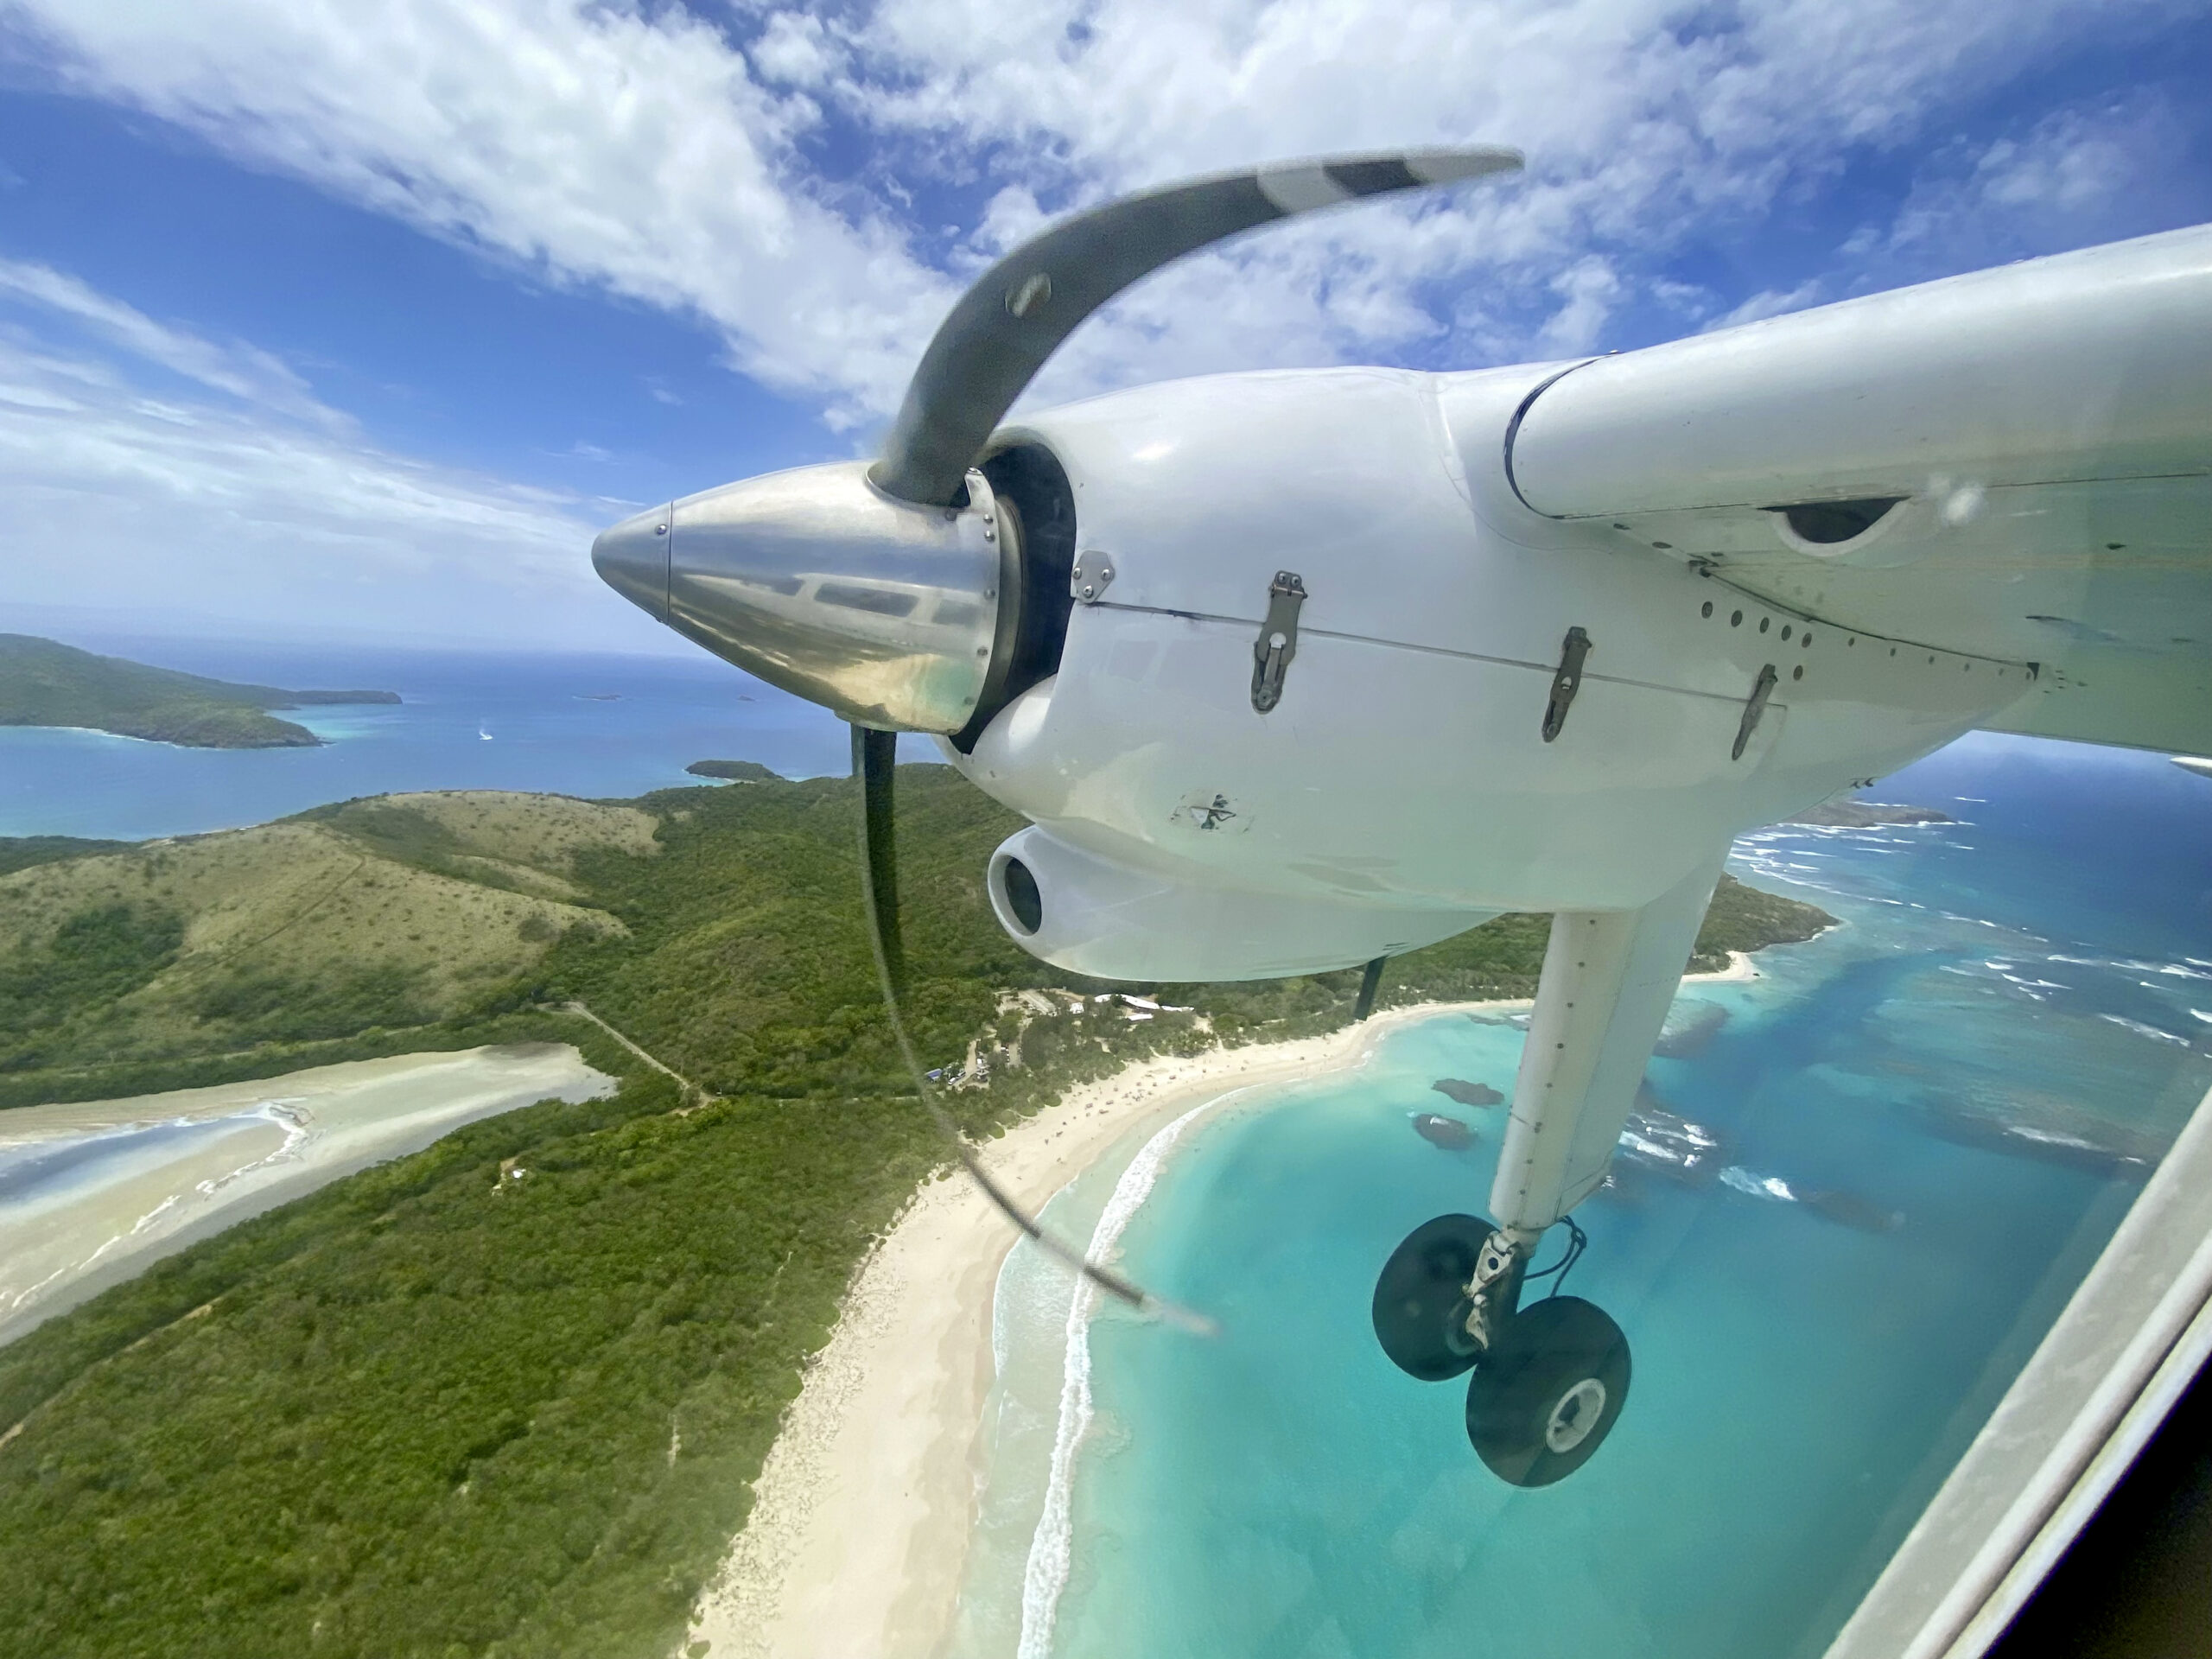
[1371,1213,1491,1381]
[1465,1296,1631,1486]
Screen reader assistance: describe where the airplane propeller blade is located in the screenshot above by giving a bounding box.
[853,725,906,997]
[849,722,1213,1333]
[869,147,1522,508]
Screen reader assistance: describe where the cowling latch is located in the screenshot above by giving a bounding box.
[1251,571,1307,714]
[1732,664,1779,760]
[1541,626,1592,742]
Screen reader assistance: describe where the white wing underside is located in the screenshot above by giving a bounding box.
[1502,224,2212,755]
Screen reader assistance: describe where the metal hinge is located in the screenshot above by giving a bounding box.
[1732,664,1779,760]
[1541,626,1592,742]
[1251,571,1306,713]
[1459,1230,1525,1356]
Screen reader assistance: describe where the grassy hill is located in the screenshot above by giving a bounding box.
[0,633,399,748]
[0,792,657,1104]
[0,769,1832,1659]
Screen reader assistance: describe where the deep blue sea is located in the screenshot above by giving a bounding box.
[956,734,2212,1659]
[0,633,885,840]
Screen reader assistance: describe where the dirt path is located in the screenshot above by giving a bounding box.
[561,1001,711,1105]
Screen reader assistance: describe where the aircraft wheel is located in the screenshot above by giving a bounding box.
[1371,1213,1491,1381]
[1465,1296,1630,1486]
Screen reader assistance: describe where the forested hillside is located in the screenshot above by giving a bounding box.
[0,766,1832,1659]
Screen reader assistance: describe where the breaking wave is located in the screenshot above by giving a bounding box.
[1720,1166,1797,1202]
[2098,1014,2193,1048]
[1016,1096,1221,1659]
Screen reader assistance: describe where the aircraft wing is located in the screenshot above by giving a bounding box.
[1502,224,2212,755]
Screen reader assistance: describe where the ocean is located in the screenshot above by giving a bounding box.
[954,734,2212,1659]
[0,633,875,841]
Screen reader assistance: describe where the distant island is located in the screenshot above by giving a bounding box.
[685,758,782,781]
[0,633,398,749]
[1789,798,1955,828]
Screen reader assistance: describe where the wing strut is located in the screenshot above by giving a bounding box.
[1354,955,1387,1020]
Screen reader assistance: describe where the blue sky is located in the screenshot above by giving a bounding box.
[0,0,2206,652]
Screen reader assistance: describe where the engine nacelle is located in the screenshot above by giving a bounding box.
[987,825,1494,982]
[938,365,2031,976]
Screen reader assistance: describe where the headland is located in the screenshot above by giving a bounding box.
[0,632,398,749]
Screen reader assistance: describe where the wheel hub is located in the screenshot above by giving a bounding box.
[1544,1377,1609,1453]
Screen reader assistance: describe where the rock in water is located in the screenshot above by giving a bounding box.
[1413,1113,1474,1150]
[1802,1189,1905,1233]
[1432,1077,1503,1108]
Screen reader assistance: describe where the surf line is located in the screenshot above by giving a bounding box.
[1014,1090,1243,1659]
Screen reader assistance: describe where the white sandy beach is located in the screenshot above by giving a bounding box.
[0,1042,613,1346]
[685,956,1761,1659]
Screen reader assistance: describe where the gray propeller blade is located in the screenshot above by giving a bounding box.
[849,723,1209,1329]
[853,725,906,996]
[869,147,1522,507]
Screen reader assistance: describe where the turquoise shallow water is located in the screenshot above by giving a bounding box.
[957,736,2212,1659]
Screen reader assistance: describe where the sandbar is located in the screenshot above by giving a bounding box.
[0,1043,613,1346]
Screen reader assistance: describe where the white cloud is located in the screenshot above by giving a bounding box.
[2,0,2180,436]
[749,10,842,90]
[828,0,2176,373]
[1704,279,1824,332]
[1536,256,1624,354]
[0,258,341,425]
[1847,95,2192,278]
[4,0,954,429]
[0,269,654,650]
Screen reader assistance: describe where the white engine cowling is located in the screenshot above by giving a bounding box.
[937,365,2030,982]
[987,825,1495,982]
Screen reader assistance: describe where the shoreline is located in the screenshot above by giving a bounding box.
[687,962,1758,1659]
[0,1043,613,1347]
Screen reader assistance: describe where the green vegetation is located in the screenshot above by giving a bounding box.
[1684,870,1835,964]
[0,632,398,748]
[683,759,780,781]
[0,768,1832,1659]
[0,836,129,877]
[0,791,654,1104]
[1790,798,1955,827]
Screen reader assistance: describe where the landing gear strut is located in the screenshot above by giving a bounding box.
[1369,855,1723,1483]
[1373,1215,1630,1485]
